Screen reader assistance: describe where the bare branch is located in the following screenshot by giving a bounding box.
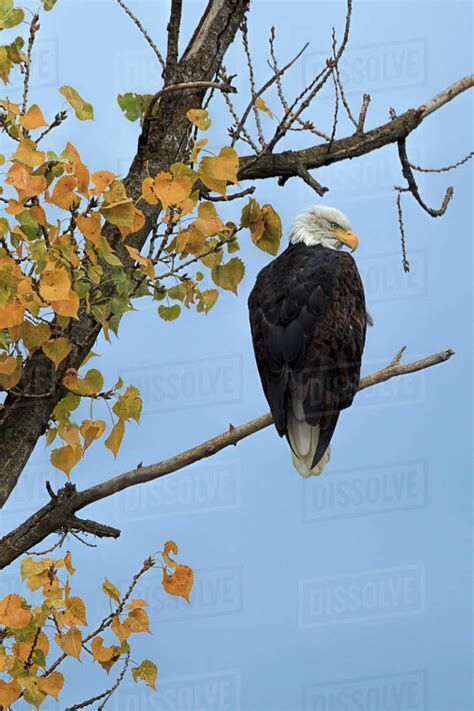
[115,0,165,70]
[396,192,410,273]
[144,80,236,121]
[409,150,473,173]
[357,93,371,133]
[0,348,454,569]
[397,137,454,217]
[65,652,130,710]
[237,74,474,184]
[420,73,474,118]
[240,17,265,147]
[21,13,40,118]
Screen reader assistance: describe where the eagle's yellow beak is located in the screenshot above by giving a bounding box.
[334,228,359,252]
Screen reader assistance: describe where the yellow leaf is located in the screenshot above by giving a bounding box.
[255,97,274,118]
[51,289,80,319]
[102,578,121,604]
[193,201,224,237]
[36,672,64,700]
[60,85,94,120]
[65,596,86,626]
[162,564,194,603]
[80,419,106,450]
[64,551,76,575]
[20,104,48,129]
[50,443,82,477]
[39,262,72,301]
[211,256,245,294]
[13,138,45,167]
[125,608,150,634]
[0,679,21,707]
[42,337,71,369]
[91,636,118,663]
[186,108,211,131]
[104,420,125,458]
[55,626,82,659]
[152,172,193,210]
[0,298,24,328]
[126,599,149,610]
[198,146,239,196]
[197,288,218,314]
[132,659,158,690]
[0,594,32,629]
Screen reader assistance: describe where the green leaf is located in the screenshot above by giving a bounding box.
[40,0,58,9]
[132,659,157,689]
[211,257,245,294]
[158,304,181,321]
[117,92,153,122]
[60,85,94,120]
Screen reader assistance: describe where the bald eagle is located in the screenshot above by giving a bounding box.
[248,205,367,477]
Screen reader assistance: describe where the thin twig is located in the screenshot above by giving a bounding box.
[357,93,371,133]
[144,80,236,121]
[115,0,165,69]
[240,17,265,147]
[21,13,40,118]
[409,150,473,173]
[396,191,410,273]
[397,137,454,217]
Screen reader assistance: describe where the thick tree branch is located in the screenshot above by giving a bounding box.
[0,0,250,510]
[237,74,474,182]
[0,347,454,569]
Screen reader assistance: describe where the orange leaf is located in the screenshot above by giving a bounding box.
[47,176,79,210]
[91,170,116,194]
[0,594,32,629]
[80,419,106,450]
[163,540,178,568]
[77,212,101,245]
[20,104,48,129]
[51,289,80,319]
[162,564,193,603]
[0,679,21,707]
[152,172,193,210]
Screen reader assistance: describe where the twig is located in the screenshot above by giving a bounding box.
[206,186,256,202]
[409,150,473,173]
[240,17,265,147]
[331,28,358,129]
[397,137,454,217]
[219,67,258,152]
[21,13,40,118]
[36,110,68,144]
[357,93,371,133]
[115,0,165,69]
[420,73,474,118]
[231,39,309,148]
[144,80,236,121]
[396,191,410,273]
[278,165,328,196]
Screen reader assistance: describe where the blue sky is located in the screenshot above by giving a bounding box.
[1,1,472,709]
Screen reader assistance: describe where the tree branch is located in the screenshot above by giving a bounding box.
[0,347,454,570]
[237,74,474,183]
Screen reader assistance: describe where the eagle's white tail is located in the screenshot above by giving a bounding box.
[287,413,331,477]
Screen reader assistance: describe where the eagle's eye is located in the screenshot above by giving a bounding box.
[330,222,339,229]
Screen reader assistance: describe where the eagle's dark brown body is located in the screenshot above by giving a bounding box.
[248,242,367,471]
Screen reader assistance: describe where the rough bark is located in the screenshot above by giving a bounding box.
[0,0,250,509]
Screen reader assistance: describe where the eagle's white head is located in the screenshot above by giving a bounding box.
[289,205,359,252]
